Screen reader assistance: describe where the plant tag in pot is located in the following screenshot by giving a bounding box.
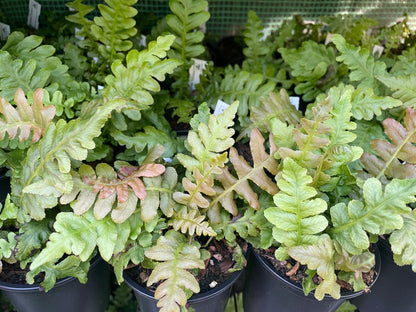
[189,58,207,90]
[289,96,300,110]
[0,23,10,40]
[138,34,147,47]
[213,100,230,117]
[372,45,384,58]
[325,32,334,45]
[27,0,41,29]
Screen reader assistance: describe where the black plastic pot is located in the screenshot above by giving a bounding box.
[351,238,416,311]
[0,256,111,312]
[123,268,243,312]
[0,173,10,203]
[243,248,381,312]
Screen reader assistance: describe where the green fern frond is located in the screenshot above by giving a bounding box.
[91,0,138,64]
[11,98,122,222]
[103,35,181,110]
[171,207,216,236]
[332,34,387,94]
[0,88,55,144]
[279,85,363,187]
[377,74,416,108]
[145,230,205,312]
[265,158,328,260]
[242,10,271,72]
[279,40,343,101]
[330,178,416,255]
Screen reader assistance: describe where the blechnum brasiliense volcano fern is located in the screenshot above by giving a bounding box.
[0,31,181,291]
[253,82,416,300]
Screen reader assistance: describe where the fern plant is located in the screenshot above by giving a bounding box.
[0,31,183,294]
[66,0,139,84]
[129,97,283,311]
[241,82,416,301]
[163,0,210,124]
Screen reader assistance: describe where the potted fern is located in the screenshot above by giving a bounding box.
[329,34,416,311]
[238,79,416,311]
[0,1,182,308]
[121,101,250,312]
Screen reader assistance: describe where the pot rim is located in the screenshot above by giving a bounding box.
[123,266,243,303]
[252,245,381,301]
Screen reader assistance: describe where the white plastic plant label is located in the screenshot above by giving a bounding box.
[0,23,10,41]
[213,99,230,117]
[189,58,207,90]
[373,45,384,58]
[289,96,300,111]
[260,28,270,41]
[138,34,147,47]
[97,85,104,94]
[325,33,334,46]
[74,27,84,41]
[27,0,41,29]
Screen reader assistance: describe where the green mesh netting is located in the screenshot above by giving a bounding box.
[1,0,416,36]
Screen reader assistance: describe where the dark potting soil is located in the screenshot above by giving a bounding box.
[0,261,44,285]
[256,247,377,295]
[125,238,237,294]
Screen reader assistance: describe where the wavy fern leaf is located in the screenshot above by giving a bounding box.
[0,232,17,265]
[177,102,238,171]
[141,167,177,222]
[173,162,221,211]
[29,209,138,271]
[15,218,51,261]
[331,34,387,94]
[279,85,362,187]
[1,32,77,98]
[170,207,216,236]
[174,103,239,223]
[27,255,90,292]
[111,126,181,162]
[103,35,181,109]
[350,87,402,120]
[145,230,205,312]
[279,40,342,101]
[91,0,138,64]
[361,107,416,179]
[29,212,98,268]
[12,98,122,222]
[377,75,416,108]
[242,10,270,72]
[390,47,416,76]
[389,210,416,271]
[1,32,92,117]
[0,88,55,144]
[0,51,50,100]
[215,128,279,214]
[288,235,340,300]
[265,158,328,260]
[65,0,95,50]
[330,178,416,255]
[63,162,165,223]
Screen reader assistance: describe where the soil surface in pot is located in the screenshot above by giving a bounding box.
[256,247,377,295]
[0,262,44,285]
[125,238,241,293]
